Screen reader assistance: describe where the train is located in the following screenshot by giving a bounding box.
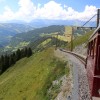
[86,25,100,98]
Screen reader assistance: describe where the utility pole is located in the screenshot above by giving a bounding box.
[70,27,73,51]
[97,9,100,27]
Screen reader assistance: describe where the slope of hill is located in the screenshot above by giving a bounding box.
[2,25,64,52]
[2,25,92,54]
[10,25,64,43]
[0,47,69,100]
[0,23,33,46]
[67,30,93,50]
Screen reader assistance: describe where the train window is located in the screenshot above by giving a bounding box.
[88,42,91,56]
[89,42,92,56]
[97,45,100,70]
[98,29,100,33]
[91,41,94,57]
[89,40,95,58]
[94,38,97,56]
[87,43,90,55]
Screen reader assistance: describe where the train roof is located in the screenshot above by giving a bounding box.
[89,25,100,41]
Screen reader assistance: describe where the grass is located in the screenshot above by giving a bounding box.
[4,41,30,52]
[0,47,69,100]
[67,30,93,50]
[40,39,51,46]
[44,59,70,100]
[40,32,57,37]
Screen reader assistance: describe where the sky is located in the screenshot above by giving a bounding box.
[0,0,99,22]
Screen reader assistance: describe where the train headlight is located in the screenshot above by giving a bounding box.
[98,89,100,95]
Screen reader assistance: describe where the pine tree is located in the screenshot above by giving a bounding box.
[12,52,16,64]
[20,48,26,58]
[27,47,32,57]
[24,47,28,57]
[0,57,2,74]
[9,55,15,66]
[16,49,21,61]
[2,55,10,72]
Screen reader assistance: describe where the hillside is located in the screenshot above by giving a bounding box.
[3,26,91,53]
[66,30,93,50]
[10,25,64,46]
[65,30,94,56]
[0,25,64,53]
[0,23,33,46]
[0,47,69,100]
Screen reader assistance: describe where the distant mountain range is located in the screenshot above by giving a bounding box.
[30,19,97,28]
[10,25,64,46]
[0,19,96,49]
[0,23,33,46]
[2,19,97,28]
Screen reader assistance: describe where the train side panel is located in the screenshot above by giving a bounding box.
[93,35,100,97]
[86,52,95,97]
[86,33,100,97]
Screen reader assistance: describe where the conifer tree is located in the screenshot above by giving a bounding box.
[12,52,16,64]
[27,47,32,57]
[16,49,21,61]
[0,57,2,74]
[24,47,28,57]
[9,54,15,66]
[3,55,9,72]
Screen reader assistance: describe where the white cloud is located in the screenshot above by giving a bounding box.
[0,0,98,22]
[35,1,66,19]
[0,6,14,21]
[14,0,36,22]
[0,0,5,3]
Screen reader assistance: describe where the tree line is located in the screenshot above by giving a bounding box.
[0,47,32,74]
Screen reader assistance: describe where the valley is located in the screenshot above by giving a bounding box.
[0,24,93,100]
[0,23,33,47]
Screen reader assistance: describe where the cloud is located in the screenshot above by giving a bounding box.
[0,0,5,3]
[0,6,14,21]
[14,0,36,21]
[0,0,97,22]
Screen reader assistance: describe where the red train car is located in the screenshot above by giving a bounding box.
[86,25,100,98]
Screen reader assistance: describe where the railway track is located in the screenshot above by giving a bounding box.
[59,49,92,100]
[59,49,86,64]
[59,49,100,100]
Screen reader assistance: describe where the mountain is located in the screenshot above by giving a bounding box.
[10,25,64,46]
[0,23,33,46]
[29,19,96,28]
[0,44,3,48]
[2,19,96,28]
[3,25,92,53]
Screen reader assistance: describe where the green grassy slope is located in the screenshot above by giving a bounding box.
[67,30,93,49]
[0,47,69,100]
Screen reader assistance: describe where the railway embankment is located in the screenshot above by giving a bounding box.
[73,43,87,56]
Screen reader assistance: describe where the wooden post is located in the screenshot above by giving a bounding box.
[97,9,100,27]
[71,27,73,51]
